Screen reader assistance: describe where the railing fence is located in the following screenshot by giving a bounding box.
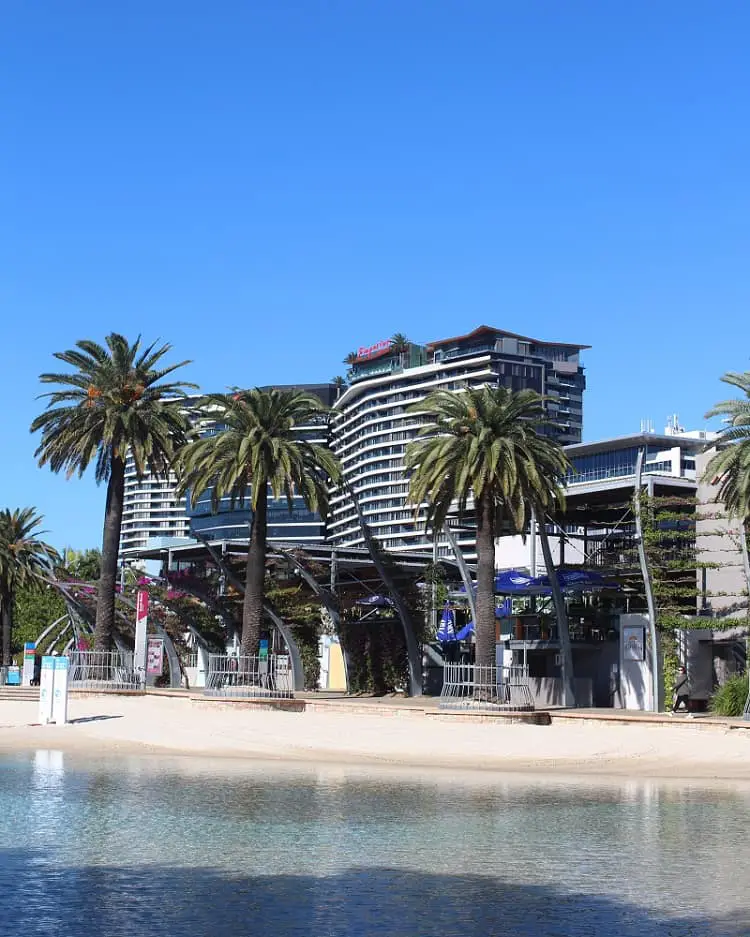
[69,650,142,690]
[440,663,534,711]
[204,654,293,699]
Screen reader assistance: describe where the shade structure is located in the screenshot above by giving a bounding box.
[461,568,620,596]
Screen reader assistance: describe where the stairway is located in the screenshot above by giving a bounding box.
[0,686,40,702]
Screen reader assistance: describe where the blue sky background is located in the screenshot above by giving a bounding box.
[2,1,749,549]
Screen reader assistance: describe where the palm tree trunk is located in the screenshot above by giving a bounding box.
[242,483,267,657]
[474,489,497,672]
[1,591,11,667]
[94,454,126,651]
[538,523,576,708]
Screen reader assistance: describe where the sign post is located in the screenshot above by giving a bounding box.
[134,589,149,687]
[22,643,36,687]
[52,657,70,725]
[38,657,55,724]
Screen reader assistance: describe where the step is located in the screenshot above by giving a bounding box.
[0,687,40,701]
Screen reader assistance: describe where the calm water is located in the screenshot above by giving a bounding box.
[1,751,749,936]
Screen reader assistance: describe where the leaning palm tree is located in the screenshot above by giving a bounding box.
[0,508,60,665]
[175,388,340,656]
[31,334,195,651]
[405,385,570,679]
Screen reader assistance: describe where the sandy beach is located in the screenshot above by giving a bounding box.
[1,694,750,780]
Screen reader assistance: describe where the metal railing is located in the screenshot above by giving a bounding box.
[204,654,293,699]
[440,663,534,711]
[69,650,142,691]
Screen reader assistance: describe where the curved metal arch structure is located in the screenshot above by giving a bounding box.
[194,534,306,692]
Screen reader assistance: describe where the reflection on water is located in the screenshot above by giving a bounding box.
[1,751,749,936]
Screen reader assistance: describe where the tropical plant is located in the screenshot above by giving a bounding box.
[710,673,749,717]
[0,508,60,665]
[175,388,340,656]
[405,386,570,681]
[390,333,409,353]
[343,351,359,366]
[331,375,347,399]
[31,334,195,651]
[63,547,102,581]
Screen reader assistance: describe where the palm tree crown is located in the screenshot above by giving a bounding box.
[0,508,60,665]
[30,334,195,650]
[405,385,568,533]
[390,333,410,354]
[31,334,195,481]
[175,388,340,654]
[704,371,750,520]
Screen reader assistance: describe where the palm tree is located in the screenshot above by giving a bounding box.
[175,388,340,656]
[704,372,750,520]
[0,508,60,665]
[31,334,195,651]
[390,333,410,366]
[331,375,347,400]
[405,385,570,677]
[343,351,359,366]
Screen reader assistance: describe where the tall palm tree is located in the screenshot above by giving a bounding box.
[31,334,195,651]
[0,508,60,665]
[343,351,359,366]
[405,385,570,675]
[175,388,340,656]
[331,375,347,400]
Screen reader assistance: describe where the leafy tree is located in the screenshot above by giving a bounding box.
[31,334,195,650]
[0,508,60,665]
[12,583,67,657]
[63,547,102,581]
[405,386,570,678]
[176,388,340,656]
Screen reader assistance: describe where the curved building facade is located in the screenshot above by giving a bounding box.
[328,326,587,558]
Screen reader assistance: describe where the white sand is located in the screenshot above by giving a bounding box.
[1,694,750,780]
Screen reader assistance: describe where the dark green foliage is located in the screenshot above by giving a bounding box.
[64,548,102,581]
[12,583,66,657]
[0,508,60,665]
[266,583,323,690]
[710,674,749,717]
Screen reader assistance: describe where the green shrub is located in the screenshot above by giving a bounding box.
[710,674,749,717]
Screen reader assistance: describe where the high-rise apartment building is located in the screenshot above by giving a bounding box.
[119,460,192,560]
[328,326,588,556]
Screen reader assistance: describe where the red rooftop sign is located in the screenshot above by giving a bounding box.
[357,339,393,360]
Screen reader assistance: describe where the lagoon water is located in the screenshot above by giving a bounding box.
[1,751,749,936]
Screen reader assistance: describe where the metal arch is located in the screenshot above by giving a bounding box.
[442,524,477,623]
[273,547,351,692]
[634,448,661,712]
[342,480,423,697]
[193,534,306,692]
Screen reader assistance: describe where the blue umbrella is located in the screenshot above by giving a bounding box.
[356,594,395,607]
[437,604,457,642]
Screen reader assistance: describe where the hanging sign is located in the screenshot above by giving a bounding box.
[146,638,164,675]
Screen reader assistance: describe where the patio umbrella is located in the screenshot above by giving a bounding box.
[356,594,395,607]
[437,604,457,642]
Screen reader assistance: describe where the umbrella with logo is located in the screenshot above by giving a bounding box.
[437,603,457,642]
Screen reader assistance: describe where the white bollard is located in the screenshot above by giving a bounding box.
[52,656,70,725]
[38,657,55,725]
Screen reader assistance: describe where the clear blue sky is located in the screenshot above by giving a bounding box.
[2,1,749,549]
